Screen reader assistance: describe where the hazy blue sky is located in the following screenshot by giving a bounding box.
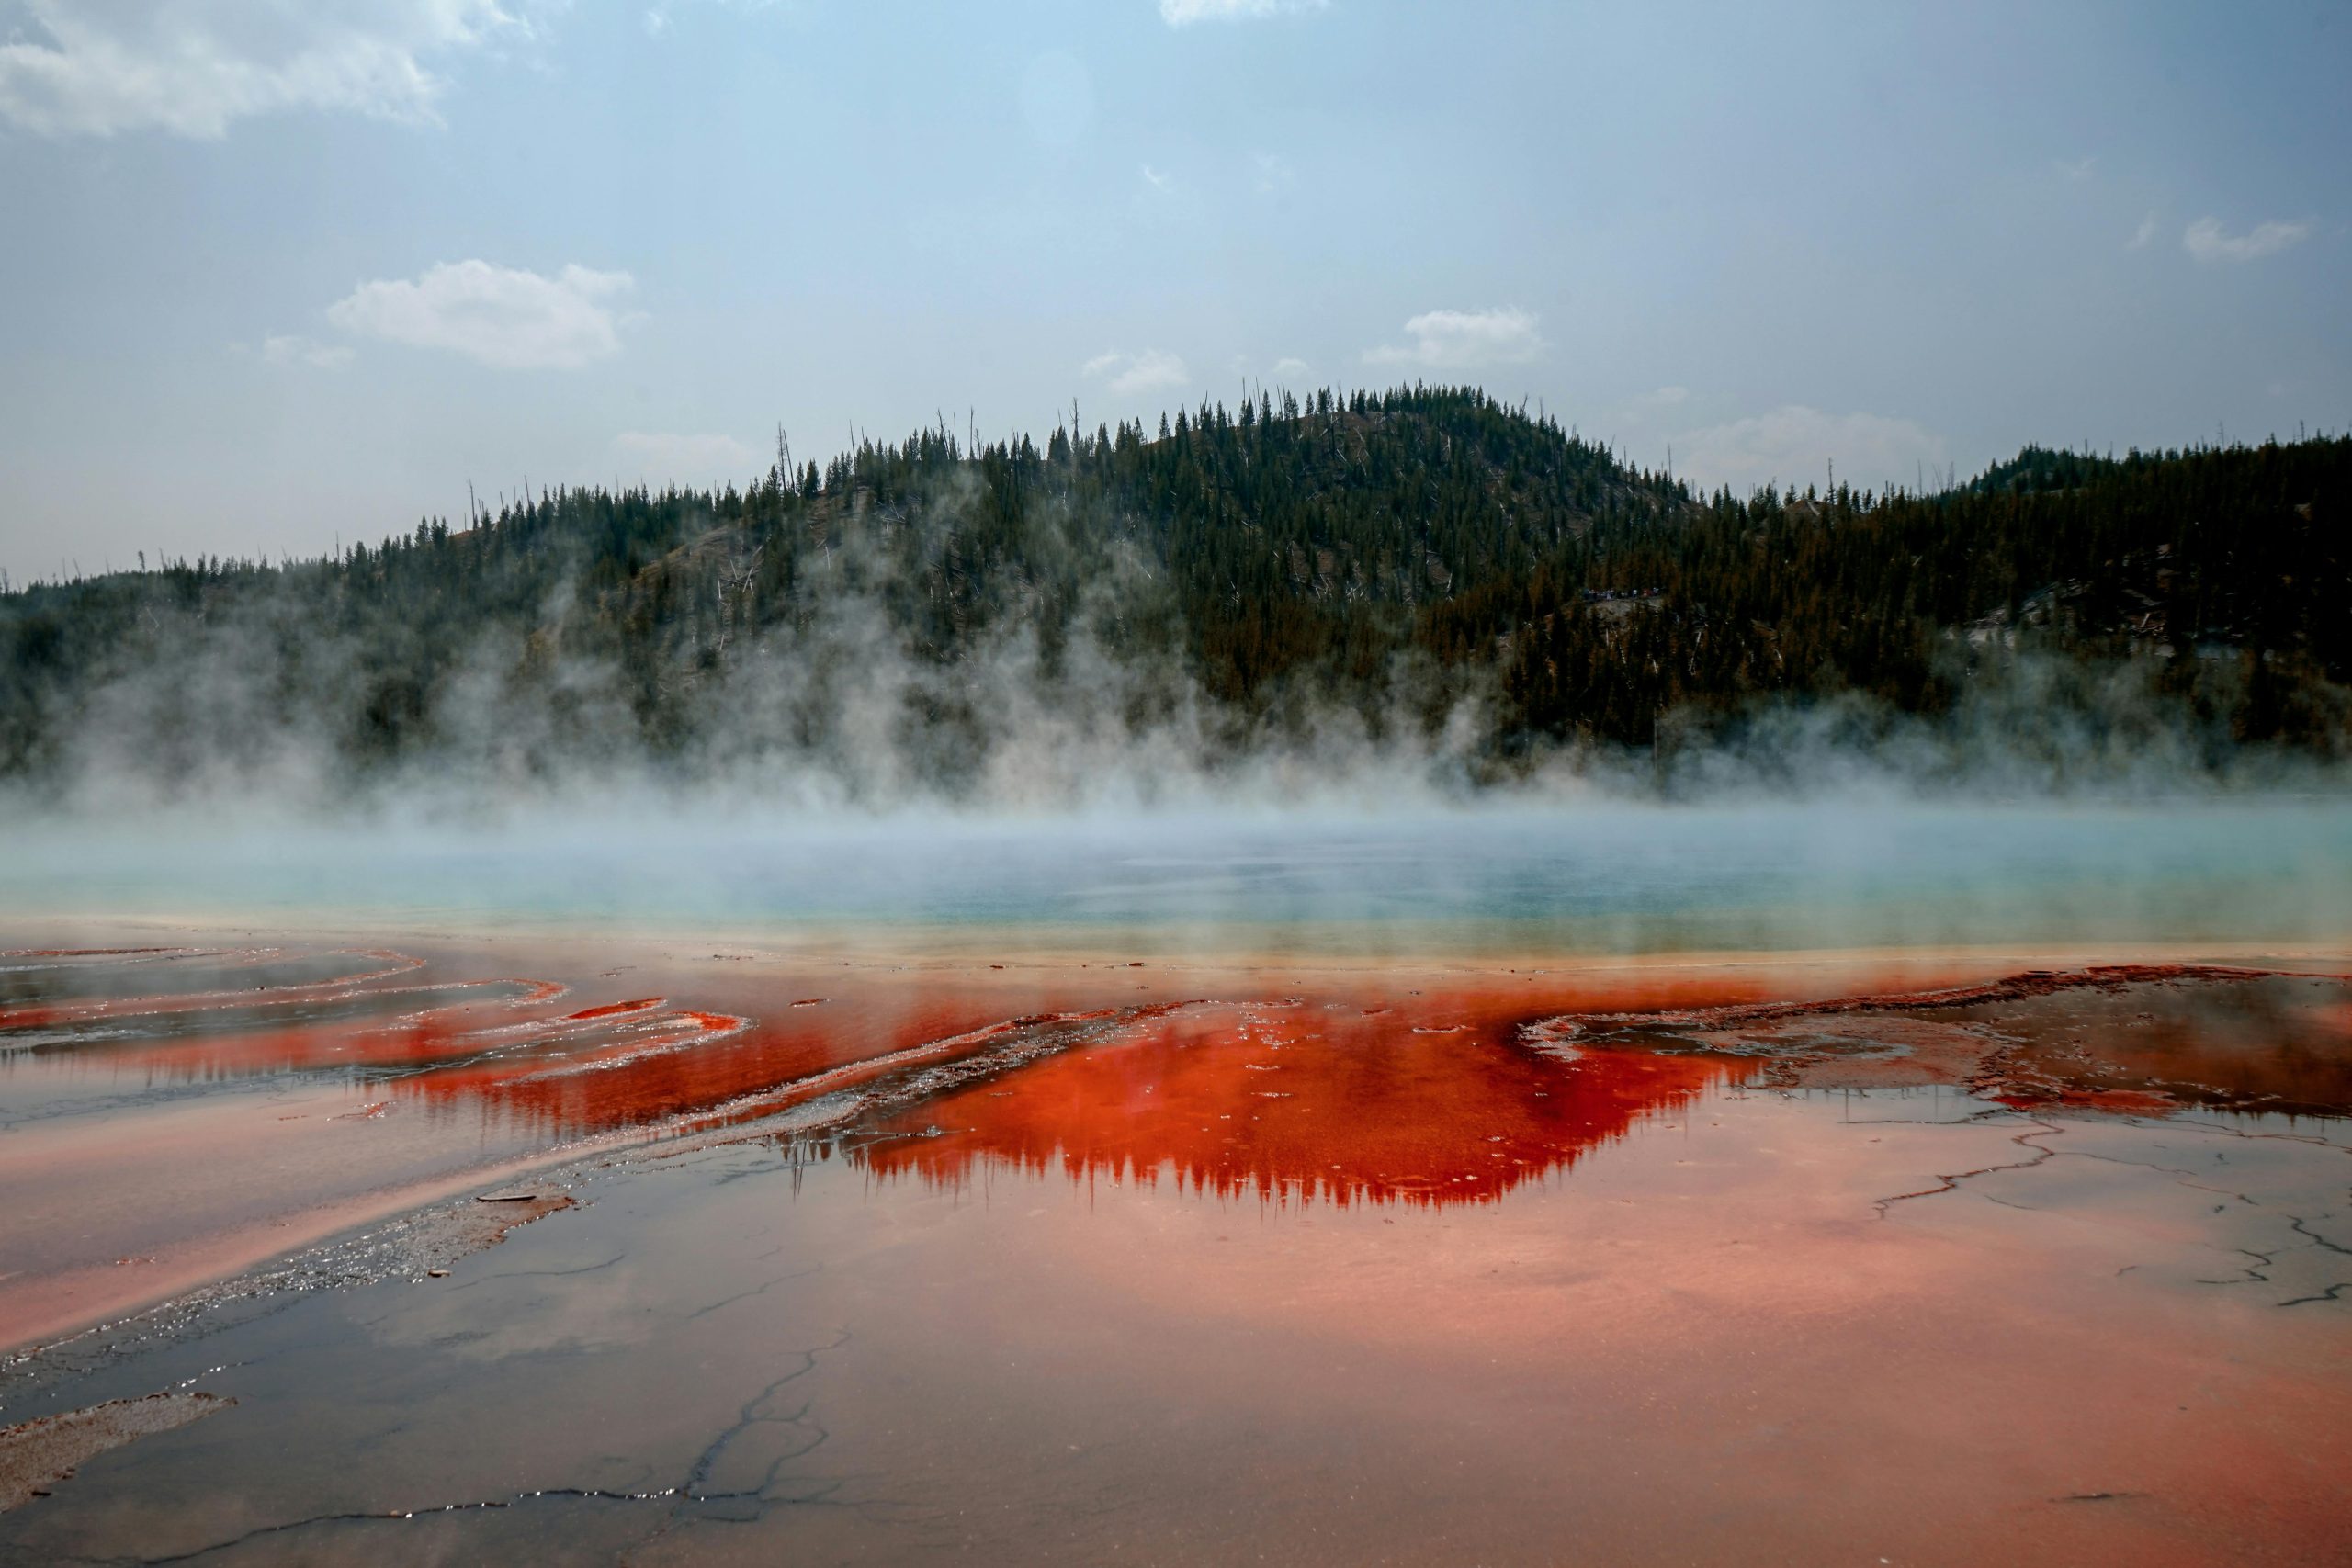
[2,0,2346,580]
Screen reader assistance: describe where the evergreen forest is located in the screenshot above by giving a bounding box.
[4,387,2346,803]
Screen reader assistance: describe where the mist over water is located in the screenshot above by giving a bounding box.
[8,798,2348,954]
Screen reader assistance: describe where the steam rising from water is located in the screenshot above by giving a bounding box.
[8,441,2346,821]
[6,800,2349,956]
[8,576,2348,955]
[6,441,2346,953]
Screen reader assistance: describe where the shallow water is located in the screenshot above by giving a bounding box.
[3,928,2020,1349]
[2,1012,2346,1564]
[2,807,2349,1562]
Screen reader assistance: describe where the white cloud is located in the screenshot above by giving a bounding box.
[259,334,354,370]
[1250,152,1295,196]
[1270,356,1311,379]
[1669,405,1949,495]
[1363,307,1544,371]
[1159,0,1328,23]
[1140,163,1173,192]
[1083,349,1190,397]
[2127,212,2158,251]
[615,431,758,479]
[0,0,531,139]
[326,261,635,370]
[2183,216,2312,264]
[2052,155,2097,183]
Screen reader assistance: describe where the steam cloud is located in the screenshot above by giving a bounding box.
[3,405,2346,841]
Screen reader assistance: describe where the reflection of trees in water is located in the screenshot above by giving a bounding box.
[18,950,2344,1189]
[854,969,2352,1206]
[854,1003,1735,1209]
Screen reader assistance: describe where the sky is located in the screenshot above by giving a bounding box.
[0,0,2346,582]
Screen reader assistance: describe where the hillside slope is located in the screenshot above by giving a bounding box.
[3,387,2346,802]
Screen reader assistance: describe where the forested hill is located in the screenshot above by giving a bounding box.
[2,386,2347,802]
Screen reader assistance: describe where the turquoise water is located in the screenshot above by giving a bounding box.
[5,801,2348,953]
